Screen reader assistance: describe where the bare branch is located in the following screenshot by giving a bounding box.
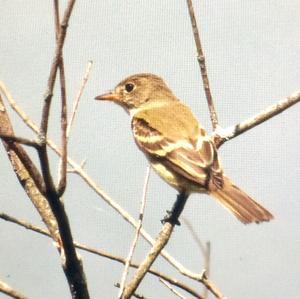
[213,89,300,147]
[0,280,29,299]
[119,166,151,298]
[0,134,39,148]
[67,61,93,139]
[0,95,59,240]
[54,0,68,196]
[186,0,218,129]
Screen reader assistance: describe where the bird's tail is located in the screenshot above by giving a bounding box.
[210,176,273,224]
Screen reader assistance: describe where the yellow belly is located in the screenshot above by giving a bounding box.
[150,160,207,194]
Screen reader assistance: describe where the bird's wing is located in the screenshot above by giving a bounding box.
[132,116,218,186]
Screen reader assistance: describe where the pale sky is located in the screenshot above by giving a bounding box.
[1,1,300,298]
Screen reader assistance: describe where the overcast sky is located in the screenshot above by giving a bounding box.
[1,1,300,298]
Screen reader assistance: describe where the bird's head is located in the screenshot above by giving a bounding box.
[95,73,175,112]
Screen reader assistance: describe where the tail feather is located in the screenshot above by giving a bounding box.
[210,176,273,224]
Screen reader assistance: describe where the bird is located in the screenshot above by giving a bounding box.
[95,73,273,224]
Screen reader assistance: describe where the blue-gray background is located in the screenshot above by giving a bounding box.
[1,1,300,298]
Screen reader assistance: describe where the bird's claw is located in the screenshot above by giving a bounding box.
[161,210,181,225]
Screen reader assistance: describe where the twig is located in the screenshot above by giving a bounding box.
[122,192,189,299]
[67,61,93,139]
[213,89,300,147]
[186,0,218,129]
[160,279,187,299]
[2,85,225,298]
[182,217,206,256]
[118,166,151,298]
[0,280,29,299]
[40,0,75,135]
[183,218,211,299]
[0,134,39,148]
[0,212,205,299]
[54,0,68,196]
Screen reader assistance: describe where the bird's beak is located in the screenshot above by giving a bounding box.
[95,91,120,101]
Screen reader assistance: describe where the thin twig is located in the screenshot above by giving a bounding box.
[160,279,187,299]
[0,280,29,299]
[213,89,300,148]
[67,61,93,139]
[54,0,68,196]
[186,0,218,129]
[183,218,211,299]
[0,134,39,148]
[118,166,151,298]
[0,212,204,299]
[203,242,211,299]
[182,217,206,256]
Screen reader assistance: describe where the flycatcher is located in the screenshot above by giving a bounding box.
[95,73,273,224]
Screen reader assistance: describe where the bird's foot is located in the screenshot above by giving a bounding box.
[161,210,181,225]
[160,192,189,226]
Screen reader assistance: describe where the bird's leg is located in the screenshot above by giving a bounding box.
[161,192,189,225]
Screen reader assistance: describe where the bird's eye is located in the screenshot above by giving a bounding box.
[125,83,135,93]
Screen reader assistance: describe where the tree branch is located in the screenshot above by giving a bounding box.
[186,0,218,129]
[213,89,300,148]
[0,280,29,299]
[0,134,40,148]
[0,95,59,240]
[53,0,68,196]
